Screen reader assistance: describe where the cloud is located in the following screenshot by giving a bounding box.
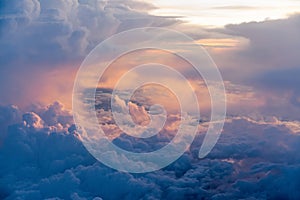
[0,0,173,65]
[23,112,44,129]
[224,14,300,71]
[1,2,300,198]
[1,102,300,199]
[211,6,260,10]
[200,14,300,120]
[0,104,21,144]
[214,13,300,84]
[0,0,178,107]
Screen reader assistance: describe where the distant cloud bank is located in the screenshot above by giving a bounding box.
[0,101,300,199]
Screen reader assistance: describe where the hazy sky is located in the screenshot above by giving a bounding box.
[147,0,300,26]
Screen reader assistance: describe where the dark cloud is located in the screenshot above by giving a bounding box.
[258,68,300,90]
[245,67,300,119]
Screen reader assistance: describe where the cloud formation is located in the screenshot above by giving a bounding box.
[220,14,300,80]
[1,101,300,199]
[202,14,300,120]
[0,0,178,107]
[1,1,300,199]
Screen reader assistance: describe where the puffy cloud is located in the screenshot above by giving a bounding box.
[38,101,73,127]
[0,0,176,65]
[1,2,300,198]
[223,14,300,72]
[0,0,178,107]
[0,104,21,145]
[201,14,300,120]
[23,112,44,129]
[1,102,300,199]
[0,104,21,130]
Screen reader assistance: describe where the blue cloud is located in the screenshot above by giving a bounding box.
[0,102,300,199]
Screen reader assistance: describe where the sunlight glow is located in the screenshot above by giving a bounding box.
[146,0,300,26]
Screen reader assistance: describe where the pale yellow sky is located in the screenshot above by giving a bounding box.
[145,0,300,27]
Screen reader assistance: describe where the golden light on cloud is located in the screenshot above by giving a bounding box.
[197,38,242,48]
[29,65,77,110]
[97,48,196,89]
[94,48,217,116]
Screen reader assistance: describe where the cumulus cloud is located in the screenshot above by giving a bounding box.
[224,14,300,71]
[200,14,300,120]
[1,102,300,199]
[218,14,300,88]
[0,0,178,107]
[1,1,300,199]
[23,112,44,129]
[0,0,176,64]
[0,104,21,144]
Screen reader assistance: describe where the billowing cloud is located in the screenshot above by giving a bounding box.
[1,1,300,199]
[199,14,300,120]
[214,13,300,85]
[0,0,178,107]
[1,102,300,199]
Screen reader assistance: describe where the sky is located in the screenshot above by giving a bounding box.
[0,0,300,199]
[147,0,300,26]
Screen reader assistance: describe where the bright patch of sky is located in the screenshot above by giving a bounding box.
[146,0,300,27]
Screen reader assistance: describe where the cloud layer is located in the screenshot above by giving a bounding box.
[1,1,300,199]
[0,102,300,199]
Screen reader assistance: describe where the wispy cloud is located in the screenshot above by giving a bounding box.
[211,5,261,10]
